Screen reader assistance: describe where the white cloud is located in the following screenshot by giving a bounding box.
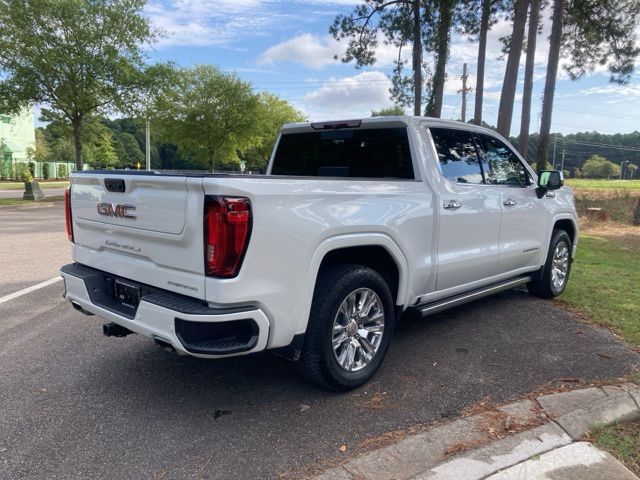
[146,0,365,48]
[146,1,278,47]
[258,32,408,70]
[578,84,640,97]
[259,34,343,69]
[300,71,394,119]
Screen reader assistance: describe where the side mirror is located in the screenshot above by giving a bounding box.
[536,170,563,198]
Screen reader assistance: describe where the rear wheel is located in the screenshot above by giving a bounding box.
[528,229,572,299]
[297,264,395,390]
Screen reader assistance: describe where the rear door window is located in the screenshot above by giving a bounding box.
[270,128,414,179]
[429,128,483,184]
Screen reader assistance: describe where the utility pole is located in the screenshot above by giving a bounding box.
[460,63,469,123]
[145,116,151,171]
[458,63,473,123]
[560,147,565,172]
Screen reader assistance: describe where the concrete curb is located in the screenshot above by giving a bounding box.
[311,383,640,480]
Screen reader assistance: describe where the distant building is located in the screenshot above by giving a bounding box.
[1,107,36,177]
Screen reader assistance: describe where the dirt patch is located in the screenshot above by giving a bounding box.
[579,223,640,251]
[574,189,640,225]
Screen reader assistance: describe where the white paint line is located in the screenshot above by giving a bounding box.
[0,277,63,305]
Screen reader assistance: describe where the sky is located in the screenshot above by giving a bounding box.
[143,0,640,138]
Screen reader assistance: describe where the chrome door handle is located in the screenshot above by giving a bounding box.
[443,200,461,209]
[503,199,517,207]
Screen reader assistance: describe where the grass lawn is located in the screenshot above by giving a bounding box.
[560,233,640,347]
[593,421,640,476]
[0,180,69,190]
[0,195,65,207]
[566,179,640,190]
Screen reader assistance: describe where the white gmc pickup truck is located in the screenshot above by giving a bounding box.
[61,116,578,390]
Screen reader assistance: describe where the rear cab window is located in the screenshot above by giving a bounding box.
[430,128,483,184]
[270,127,414,179]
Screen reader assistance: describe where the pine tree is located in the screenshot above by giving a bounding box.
[496,0,529,138]
[536,0,640,169]
[518,0,540,159]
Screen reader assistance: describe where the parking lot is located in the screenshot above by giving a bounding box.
[1,202,638,480]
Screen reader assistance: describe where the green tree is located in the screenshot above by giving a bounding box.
[25,128,50,178]
[371,105,406,116]
[456,0,506,125]
[116,131,145,167]
[50,137,76,166]
[426,0,455,117]
[518,0,541,157]
[331,1,426,115]
[242,93,305,172]
[0,0,157,170]
[92,131,119,168]
[628,163,638,179]
[582,155,621,179]
[155,65,262,171]
[496,0,528,138]
[536,0,640,170]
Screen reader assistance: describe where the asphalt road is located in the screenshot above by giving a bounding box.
[1,206,638,480]
[0,188,65,199]
[0,203,71,297]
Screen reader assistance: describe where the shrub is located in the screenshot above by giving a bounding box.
[582,155,621,179]
[14,163,30,182]
[57,164,68,179]
[28,162,36,178]
[43,163,50,179]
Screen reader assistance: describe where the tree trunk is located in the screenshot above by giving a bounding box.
[518,0,540,159]
[72,118,84,171]
[412,0,423,116]
[536,0,565,171]
[473,0,491,125]
[425,0,454,117]
[496,0,529,138]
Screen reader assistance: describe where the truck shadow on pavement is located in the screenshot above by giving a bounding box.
[85,288,639,410]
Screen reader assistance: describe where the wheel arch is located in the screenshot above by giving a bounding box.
[539,214,579,266]
[553,218,576,246]
[300,234,410,335]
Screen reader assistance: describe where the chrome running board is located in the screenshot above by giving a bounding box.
[414,276,532,318]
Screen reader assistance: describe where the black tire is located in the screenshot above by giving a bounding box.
[297,264,395,391]
[528,229,572,299]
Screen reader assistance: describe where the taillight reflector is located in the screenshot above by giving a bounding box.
[65,188,74,242]
[204,196,252,278]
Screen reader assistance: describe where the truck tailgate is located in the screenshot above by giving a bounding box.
[70,173,207,299]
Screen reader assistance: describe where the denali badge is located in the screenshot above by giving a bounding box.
[97,203,136,219]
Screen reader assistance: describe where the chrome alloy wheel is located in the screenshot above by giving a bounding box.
[331,288,385,372]
[551,240,570,290]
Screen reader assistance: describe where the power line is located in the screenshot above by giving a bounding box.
[562,139,640,152]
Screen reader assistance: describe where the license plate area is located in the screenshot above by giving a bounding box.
[113,279,141,308]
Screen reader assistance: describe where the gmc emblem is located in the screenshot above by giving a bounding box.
[97,203,136,219]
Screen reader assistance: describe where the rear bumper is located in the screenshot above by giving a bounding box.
[60,263,270,358]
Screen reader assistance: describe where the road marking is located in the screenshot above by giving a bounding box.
[0,277,63,305]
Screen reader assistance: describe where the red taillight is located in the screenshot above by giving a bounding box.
[204,196,252,278]
[65,188,74,242]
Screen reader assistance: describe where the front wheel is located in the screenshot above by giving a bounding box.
[297,264,395,390]
[528,229,572,299]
